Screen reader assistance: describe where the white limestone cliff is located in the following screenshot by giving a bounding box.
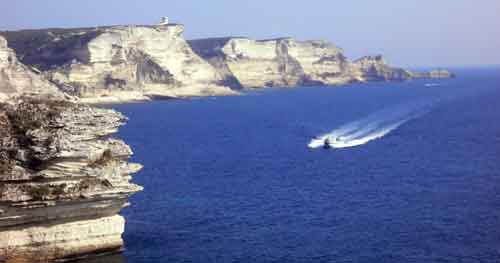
[189,37,420,89]
[286,40,353,85]
[351,55,413,81]
[0,98,142,262]
[0,36,67,103]
[2,25,454,101]
[2,25,235,103]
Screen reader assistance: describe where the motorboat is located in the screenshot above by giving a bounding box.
[323,138,332,149]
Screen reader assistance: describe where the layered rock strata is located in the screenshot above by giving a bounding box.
[189,37,352,88]
[351,55,413,81]
[189,37,421,88]
[0,98,142,262]
[1,25,235,103]
[0,36,68,102]
[2,25,454,100]
[213,37,314,88]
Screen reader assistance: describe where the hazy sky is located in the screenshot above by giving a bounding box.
[2,0,499,67]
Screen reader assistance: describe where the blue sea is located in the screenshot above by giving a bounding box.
[91,67,500,262]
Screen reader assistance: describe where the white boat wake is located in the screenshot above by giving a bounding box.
[309,100,435,149]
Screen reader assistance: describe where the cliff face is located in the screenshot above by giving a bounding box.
[351,55,413,81]
[190,37,354,88]
[0,36,67,102]
[0,98,142,262]
[189,37,419,88]
[218,38,307,88]
[191,37,307,88]
[2,25,454,100]
[1,25,235,103]
[285,40,353,85]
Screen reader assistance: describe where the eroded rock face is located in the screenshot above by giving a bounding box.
[190,37,354,88]
[351,55,413,81]
[0,98,142,262]
[2,24,455,102]
[0,36,67,102]
[218,38,308,88]
[286,40,353,85]
[190,37,305,88]
[1,25,235,103]
[189,37,415,88]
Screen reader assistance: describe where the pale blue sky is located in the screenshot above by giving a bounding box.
[1,0,499,67]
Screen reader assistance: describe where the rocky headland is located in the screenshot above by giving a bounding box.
[188,37,415,89]
[0,25,236,103]
[0,98,142,262]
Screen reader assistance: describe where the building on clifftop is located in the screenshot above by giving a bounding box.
[158,16,169,25]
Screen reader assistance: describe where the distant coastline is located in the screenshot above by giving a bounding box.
[1,21,453,104]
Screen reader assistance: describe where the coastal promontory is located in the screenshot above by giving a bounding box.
[188,37,416,89]
[1,24,235,103]
[0,98,142,262]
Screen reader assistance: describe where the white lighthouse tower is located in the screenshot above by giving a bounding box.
[158,17,169,26]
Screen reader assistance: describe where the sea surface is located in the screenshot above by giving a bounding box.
[95,67,500,262]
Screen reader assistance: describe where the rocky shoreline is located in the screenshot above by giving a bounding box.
[0,20,454,263]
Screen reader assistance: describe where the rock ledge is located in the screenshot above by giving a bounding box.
[0,98,142,262]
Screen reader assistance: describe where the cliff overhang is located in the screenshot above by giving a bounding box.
[0,97,142,262]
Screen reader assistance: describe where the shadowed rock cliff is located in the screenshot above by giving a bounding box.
[0,98,142,262]
[0,36,68,102]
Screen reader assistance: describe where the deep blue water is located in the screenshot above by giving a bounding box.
[107,67,500,263]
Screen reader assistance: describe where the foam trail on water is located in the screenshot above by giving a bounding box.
[309,100,434,149]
